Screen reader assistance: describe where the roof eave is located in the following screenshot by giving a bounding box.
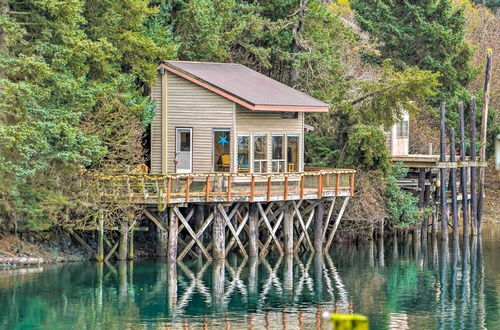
[159,62,330,112]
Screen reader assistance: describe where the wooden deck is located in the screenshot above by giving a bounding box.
[392,154,487,168]
[98,169,356,209]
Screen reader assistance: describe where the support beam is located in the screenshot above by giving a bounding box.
[325,197,350,251]
[97,215,104,262]
[118,221,129,261]
[470,97,478,236]
[314,200,324,252]
[213,205,225,259]
[477,51,491,235]
[167,207,178,265]
[248,203,259,257]
[458,102,469,237]
[449,128,459,241]
[283,203,294,254]
[440,102,449,240]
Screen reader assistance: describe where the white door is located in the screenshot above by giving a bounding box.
[176,128,192,173]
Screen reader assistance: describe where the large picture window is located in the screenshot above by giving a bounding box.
[253,134,268,173]
[287,135,299,172]
[237,135,250,172]
[213,129,231,172]
[272,134,285,173]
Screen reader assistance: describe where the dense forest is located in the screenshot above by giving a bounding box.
[0,0,498,235]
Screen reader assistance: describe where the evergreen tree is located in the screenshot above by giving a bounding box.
[351,0,476,105]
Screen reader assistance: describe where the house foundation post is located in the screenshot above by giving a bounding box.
[213,204,225,259]
[248,203,259,257]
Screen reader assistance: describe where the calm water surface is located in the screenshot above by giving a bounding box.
[1,224,499,329]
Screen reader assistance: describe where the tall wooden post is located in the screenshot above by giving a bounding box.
[314,200,324,252]
[248,203,259,257]
[470,97,478,236]
[418,169,427,242]
[440,102,449,240]
[449,128,459,241]
[212,259,225,312]
[284,203,294,254]
[167,207,178,265]
[458,102,469,237]
[97,215,104,262]
[157,211,169,257]
[213,205,225,259]
[477,51,492,235]
[118,221,129,261]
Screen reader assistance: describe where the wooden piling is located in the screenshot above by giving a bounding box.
[128,229,134,260]
[118,221,129,261]
[458,102,469,237]
[418,169,426,242]
[440,102,449,240]
[449,128,459,241]
[213,205,225,259]
[157,211,169,257]
[470,97,478,236]
[314,200,324,252]
[283,203,294,254]
[167,207,178,265]
[97,215,104,262]
[248,203,259,257]
[477,51,492,235]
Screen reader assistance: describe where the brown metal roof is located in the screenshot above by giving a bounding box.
[160,61,329,112]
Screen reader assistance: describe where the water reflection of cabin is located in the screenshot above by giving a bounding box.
[150,61,329,175]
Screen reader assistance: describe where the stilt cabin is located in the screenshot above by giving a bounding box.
[150,61,329,174]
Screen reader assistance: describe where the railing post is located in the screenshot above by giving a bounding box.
[227,175,232,201]
[317,174,323,198]
[250,175,255,202]
[300,175,305,200]
[205,176,211,202]
[267,176,272,201]
[284,176,289,201]
[166,177,171,204]
[185,176,190,203]
[335,173,340,197]
[349,173,355,196]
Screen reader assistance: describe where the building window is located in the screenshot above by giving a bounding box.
[237,135,250,172]
[396,120,408,138]
[287,135,299,172]
[272,134,285,173]
[213,129,231,172]
[253,134,268,173]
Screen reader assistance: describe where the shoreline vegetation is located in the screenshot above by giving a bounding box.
[1,0,498,259]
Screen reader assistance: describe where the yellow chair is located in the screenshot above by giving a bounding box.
[221,154,231,171]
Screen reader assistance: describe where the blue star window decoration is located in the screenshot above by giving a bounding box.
[218,135,229,147]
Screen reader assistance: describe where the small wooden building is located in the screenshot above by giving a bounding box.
[385,111,410,156]
[150,61,329,174]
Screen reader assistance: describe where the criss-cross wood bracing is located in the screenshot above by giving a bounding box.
[91,169,354,260]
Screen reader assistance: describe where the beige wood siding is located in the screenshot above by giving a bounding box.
[150,74,163,174]
[235,104,304,172]
[167,72,234,173]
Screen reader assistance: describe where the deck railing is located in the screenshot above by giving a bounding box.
[96,169,355,209]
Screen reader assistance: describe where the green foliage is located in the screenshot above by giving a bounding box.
[344,125,391,173]
[354,60,441,128]
[385,164,429,229]
[0,0,167,230]
[352,0,476,106]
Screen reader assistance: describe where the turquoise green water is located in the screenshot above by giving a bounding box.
[1,230,499,329]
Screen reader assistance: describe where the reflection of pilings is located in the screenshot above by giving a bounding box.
[438,239,449,330]
[450,237,459,329]
[378,237,384,267]
[248,257,258,309]
[96,262,103,309]
[118,261,128,303]
[432,234,439,269]
[313,252,323,301]
[284,254,293,301]
[459,235,470,330]
[212,259,225,313]
[392,231,398,261]
[167,260,177,316]
[413,228,420,262]
[369,239,375,267]
[157,211,168,257]
[477,237,486,329]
